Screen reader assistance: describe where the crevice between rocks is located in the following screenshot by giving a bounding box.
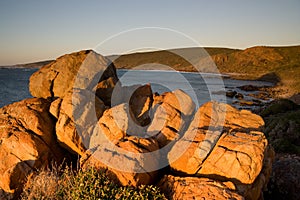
[49,71,59,99]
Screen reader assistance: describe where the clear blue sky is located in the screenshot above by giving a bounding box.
[0,0,299,65]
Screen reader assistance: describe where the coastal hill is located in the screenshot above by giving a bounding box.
[108,45,300,96]
[0,60,52,69]
[2,45,299,95]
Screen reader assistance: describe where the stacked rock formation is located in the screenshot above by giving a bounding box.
[0,50,274,199]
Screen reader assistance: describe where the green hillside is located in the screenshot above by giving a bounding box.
[108,45,300,96]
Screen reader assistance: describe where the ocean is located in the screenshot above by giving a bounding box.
[0,68,272,108]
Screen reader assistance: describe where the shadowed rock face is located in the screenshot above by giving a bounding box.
[0,98,67,198]
[29,50,118,100]
[50,89,107,156]
[266,154,300,200]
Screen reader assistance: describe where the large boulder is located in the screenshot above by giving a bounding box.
[147,89,195,147]
[81,135,160,187]
[81,90,196,187]
[81,103,160,186]
[158,175,244,200]
[169,101,274,200]
[0,98,66,199]
[50,89,107,156]
[29,50,118,101]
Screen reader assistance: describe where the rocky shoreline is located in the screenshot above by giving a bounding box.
[0,50,299,199]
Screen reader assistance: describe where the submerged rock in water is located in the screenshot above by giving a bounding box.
[226,90,237,98]
[238,85,261,91]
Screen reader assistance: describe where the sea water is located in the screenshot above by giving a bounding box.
[0,68,272,108]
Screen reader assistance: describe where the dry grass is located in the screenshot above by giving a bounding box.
[21,168,60,200]
[21,166,166,200]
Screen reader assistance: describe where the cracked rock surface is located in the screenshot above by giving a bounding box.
[168,101,274,200]
[158,175,244,200]
[0,98,67,198]
[50,89,107,156]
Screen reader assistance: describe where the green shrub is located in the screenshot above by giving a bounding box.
[260,99,299,117]
[22,167,166,200]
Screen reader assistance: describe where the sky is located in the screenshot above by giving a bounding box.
[0,0,299,65]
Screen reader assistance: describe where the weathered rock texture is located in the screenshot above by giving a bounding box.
[158,175,244,200]
[168,101,274,200]
[111,84,153,126]
[50,89,106,156]
[80,134,160,187]
[80,102,160,186]
[0,98,66,199]
[148,89,195,147]
[29,50,118,100]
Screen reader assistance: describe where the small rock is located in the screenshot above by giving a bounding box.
[238,100,259,106]
[235,93,244,99]
[248,91,271,100]
[226,90,237,98]
[238,85,260,91]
